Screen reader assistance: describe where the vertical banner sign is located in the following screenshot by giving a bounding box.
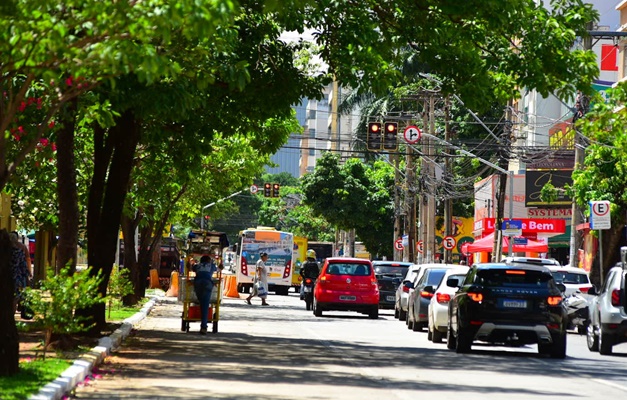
[589,201,611,230]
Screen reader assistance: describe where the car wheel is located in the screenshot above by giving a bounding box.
[455,315,472,353]
[432,328,444,343]
[407,313,414,330]
[305,299,312,311]
[586,323,599,352]
[412,321,422,332]
[427,325,433,341]
[550,332,567,358]
[369,307,378,319]
[394,306,399,319]
[313,299,322,317]
[599,330,614,355]
[399,308,407,321]
[446,323,456,350]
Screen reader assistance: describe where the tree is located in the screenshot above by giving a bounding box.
[291,0,599,111]
[302,152,395,258]
[567,83,627,285]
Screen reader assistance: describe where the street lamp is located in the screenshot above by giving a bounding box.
[200,190,244,230]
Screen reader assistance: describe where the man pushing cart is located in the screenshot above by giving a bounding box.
[180,230,228,334]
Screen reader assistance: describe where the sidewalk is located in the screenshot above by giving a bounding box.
[28,294,164,400]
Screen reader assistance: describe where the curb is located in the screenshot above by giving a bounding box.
[28,294,163,400]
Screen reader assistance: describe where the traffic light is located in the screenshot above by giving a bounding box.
[264,183,272,197]
[272,183,280,197]
[367,122,382,151]
[383,122,398,150]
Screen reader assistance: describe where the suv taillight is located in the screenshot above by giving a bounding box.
[547,296,562,306]
[436,293,451,304]
[402,286,410,293]
[468,292,483,302]
[611,289,621,307]
[420,290,434,299]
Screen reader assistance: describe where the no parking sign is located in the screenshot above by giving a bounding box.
[590,200,611,230]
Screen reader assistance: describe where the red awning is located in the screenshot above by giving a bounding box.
[465,232,548,254]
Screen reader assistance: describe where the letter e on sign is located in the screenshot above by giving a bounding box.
[590,200,611,230]
[443,236,456,251]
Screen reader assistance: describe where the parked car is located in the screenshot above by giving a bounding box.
[372,261,414,310]
[313,257,379,319]
[427,267,469,343]
[545,265,593,297]
[447,262,568,358]
[407,264,459,332]
[395,264,424,321]
[587,249,627,355]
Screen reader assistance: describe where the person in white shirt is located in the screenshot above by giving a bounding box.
[245,252,269,306]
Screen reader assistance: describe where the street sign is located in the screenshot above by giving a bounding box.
[590,200,611,230]
[250,184,258,194]
[416,240,424,254]
[394,239,404,251]
[442,236,456,251]
[513,237,528,245]
[403,125,421,144]
[502,219,522,236]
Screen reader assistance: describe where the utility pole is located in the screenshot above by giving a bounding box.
[444,96,452,263]
[427,94,436,263]
[393,153,403,261]
[418,99,429,264]
[406,142,416,263]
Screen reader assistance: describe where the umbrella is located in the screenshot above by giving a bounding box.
[465,232,548,254]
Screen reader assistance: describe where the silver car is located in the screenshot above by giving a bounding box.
[587,248,627,355]
[427,267,469,343]
[394,264,423,321]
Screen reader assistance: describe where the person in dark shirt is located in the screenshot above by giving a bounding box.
[300,249,319,300]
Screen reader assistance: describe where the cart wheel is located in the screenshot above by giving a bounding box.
[212,321,218,333]
[186,322,190,333]
[181,319,186,332]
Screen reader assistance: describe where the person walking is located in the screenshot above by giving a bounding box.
[192,251,222,334]
[245,252,269,306]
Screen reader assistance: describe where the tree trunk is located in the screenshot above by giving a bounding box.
[0,230,19,376]
[138,221,155,292]
[121,213,143,306]
[81,110,140,333]
[56,99,79,274]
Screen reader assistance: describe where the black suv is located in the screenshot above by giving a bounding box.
[447,263,567,358]
[372,261,413,310]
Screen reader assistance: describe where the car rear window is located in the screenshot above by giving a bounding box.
[425,269,447,286]
[551,271,590,285]
[476,269,552,287]
[375,265,410,275]
[327,263,371,276]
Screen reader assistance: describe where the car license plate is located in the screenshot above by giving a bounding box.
[339,295,356,301]
[304,287,312,293]
[386,296,395,302]
[499,299,527,308]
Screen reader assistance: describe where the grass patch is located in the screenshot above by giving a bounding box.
[0,358,71,400]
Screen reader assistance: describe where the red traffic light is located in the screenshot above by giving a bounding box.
[264,183,272,197]
[272,183,280,197]
[367,122,383,151]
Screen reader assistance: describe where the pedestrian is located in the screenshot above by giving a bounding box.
[10,231,31,314]
[11,231,32,279]
[245,252,269,306]
[192,250,222,334]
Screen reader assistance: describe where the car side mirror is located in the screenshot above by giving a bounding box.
[556,283,566,293]
[446,278,460,288]
[404,281,414,290]
[588,286,598,296]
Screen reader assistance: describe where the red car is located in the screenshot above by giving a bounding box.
[313,257,380,319]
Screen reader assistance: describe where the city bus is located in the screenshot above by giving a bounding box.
[235,227,293,295]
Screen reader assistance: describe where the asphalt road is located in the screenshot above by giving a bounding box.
[69,291,627,400]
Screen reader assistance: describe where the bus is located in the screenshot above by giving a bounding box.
[235,227,294,295]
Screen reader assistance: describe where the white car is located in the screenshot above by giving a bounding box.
[427,267,469,343]
[587,253,627,355]
[546,265,593,297]
[394,264,424,321]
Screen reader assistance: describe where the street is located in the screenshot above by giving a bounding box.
[70,292,627,400]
